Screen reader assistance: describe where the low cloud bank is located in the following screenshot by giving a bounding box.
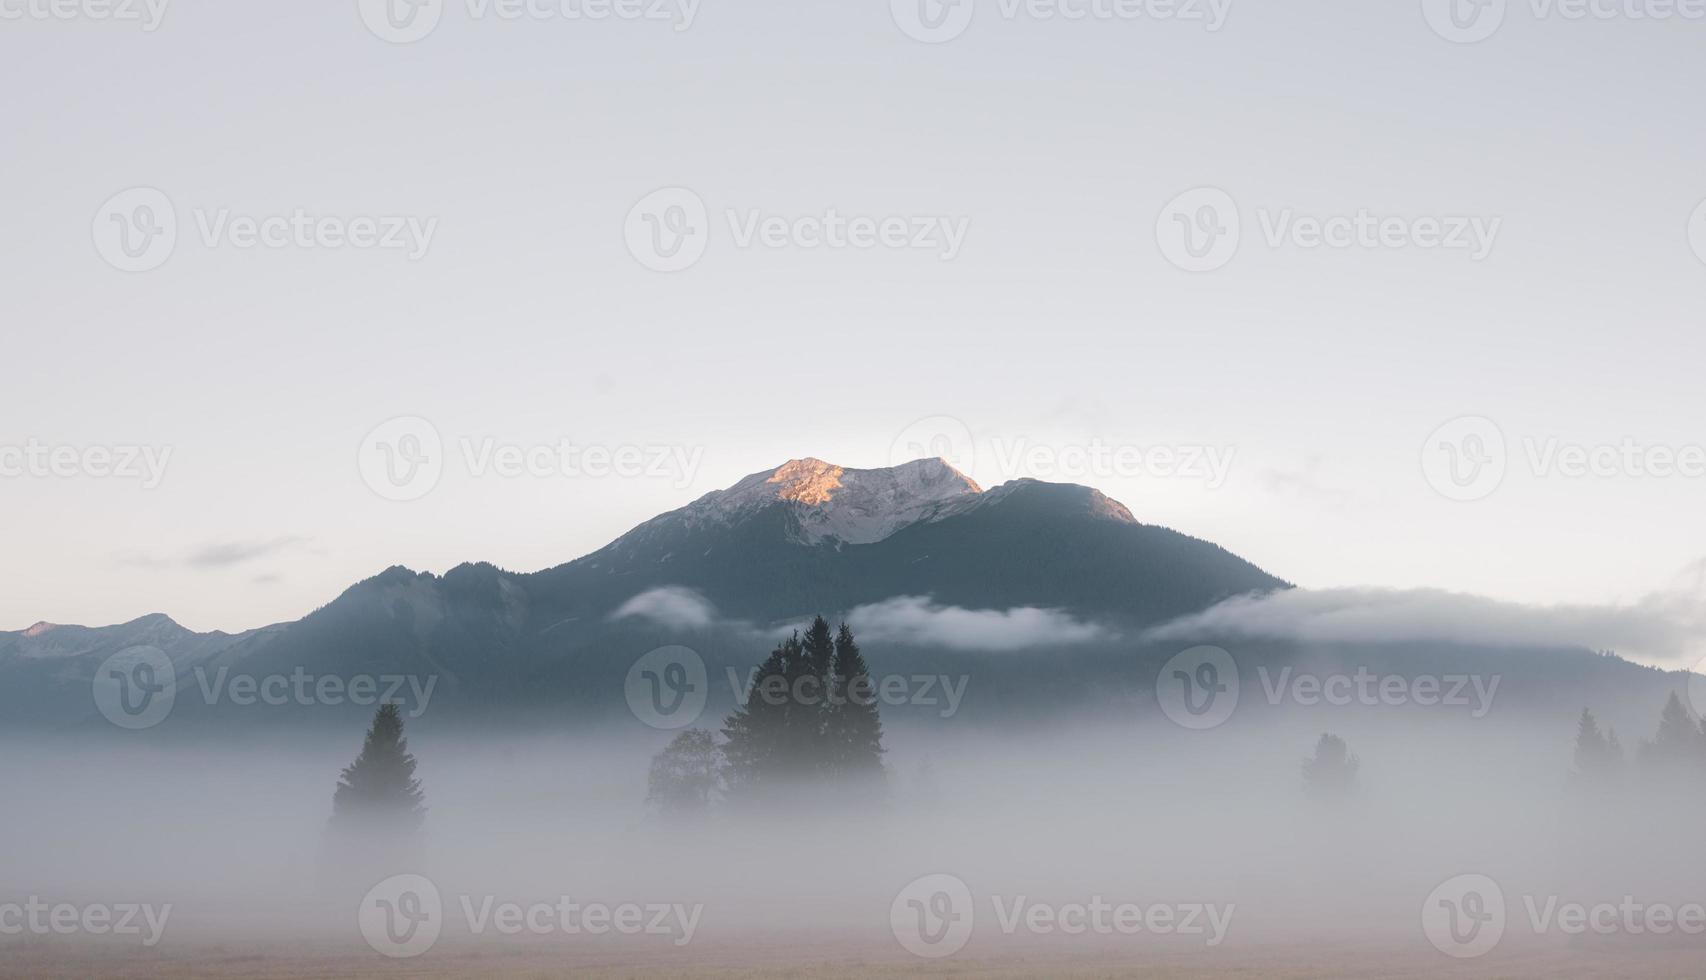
[846,596,1109,652]
[1145,577,1706,668]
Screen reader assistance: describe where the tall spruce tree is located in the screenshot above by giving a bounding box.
[331,704,426,834]
[1639,692,1706,777]
[826,622,885,779]
[1572,708,1623,787]
[802,616,836,678]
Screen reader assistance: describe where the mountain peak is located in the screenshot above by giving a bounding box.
[688,456,983,545]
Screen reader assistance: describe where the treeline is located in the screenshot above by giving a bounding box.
[1571,692,1706,793]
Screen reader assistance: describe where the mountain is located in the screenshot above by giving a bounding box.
[2,456,1682,733]
[0,457,1290,728]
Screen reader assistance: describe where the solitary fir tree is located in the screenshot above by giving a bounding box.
[647,729,722,819]
[330,704,426,835]
[1301,733,1359,800]
[1571,707,1623,789]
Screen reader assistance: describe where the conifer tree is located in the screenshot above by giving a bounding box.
[1301,733,1359,800]
[802,616,836,679]
[1639,692,1705,771]
[330,704,426,834]
[826,622,885,779]
[1572,708,1623,787]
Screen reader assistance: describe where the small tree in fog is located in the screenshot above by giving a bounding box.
[330,704,426,834]
[1302,733,1359,800]
[1571,708,1623,789]
[647,729,722,818]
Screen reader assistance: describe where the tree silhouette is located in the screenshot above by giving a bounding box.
[1571,707,1623,789]
[330,704,425,834]
[1302,733,1359,800]
[647,729,722,818]
[826,622,885,780]
[719,618,886,802]
[1638,692,1705,773]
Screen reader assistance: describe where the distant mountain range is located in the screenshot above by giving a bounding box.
[0,457,1681,734]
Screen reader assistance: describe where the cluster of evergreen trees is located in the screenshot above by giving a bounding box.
[649,616,886,816]
[1572,692,1706,792]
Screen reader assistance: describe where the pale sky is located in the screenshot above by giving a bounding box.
[3,0,1704,633]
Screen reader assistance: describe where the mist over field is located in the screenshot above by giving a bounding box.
[9,663,1706,979]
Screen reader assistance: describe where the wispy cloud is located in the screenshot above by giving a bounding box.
[846,596,1109,652]
[117,536,312,571]
[610,586,720,630]
[1145,571,1706,668]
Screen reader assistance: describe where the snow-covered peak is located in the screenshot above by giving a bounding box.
[686,457,983,545]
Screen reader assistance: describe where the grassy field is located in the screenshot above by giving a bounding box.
[3,938,1701,979]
